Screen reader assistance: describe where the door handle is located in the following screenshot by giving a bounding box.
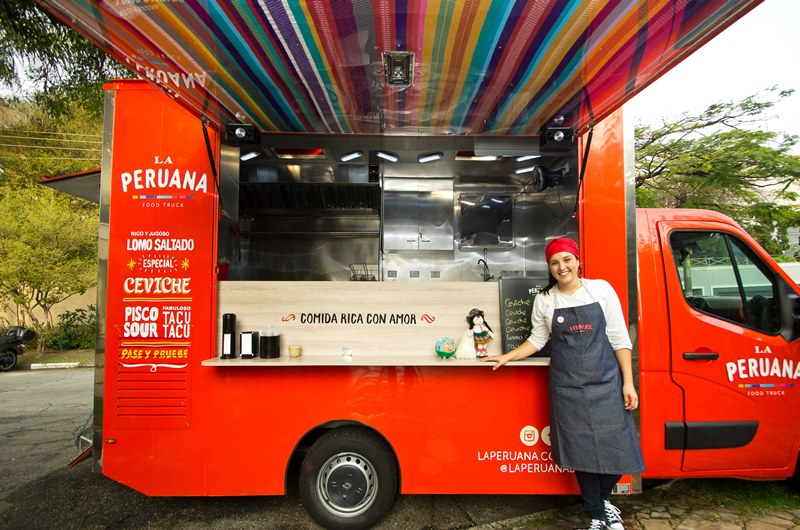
[683,352,720,361]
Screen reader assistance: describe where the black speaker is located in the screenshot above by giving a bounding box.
[539,127,574,153]
[226,124,259,144]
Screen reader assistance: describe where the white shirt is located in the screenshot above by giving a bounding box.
[527,278,633,351]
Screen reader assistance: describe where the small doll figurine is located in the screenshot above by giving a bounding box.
[467,308,494,358]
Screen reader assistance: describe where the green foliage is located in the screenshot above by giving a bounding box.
[0,3,108,344]
[0,94,100,338]
[635,87,800,255]
[0,98,102,186]
[0,0,129,116]
[0,185,98,333]
[640,478,800,515]
[45,305,96,350]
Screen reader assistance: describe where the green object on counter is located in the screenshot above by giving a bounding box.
[435,337,456,358]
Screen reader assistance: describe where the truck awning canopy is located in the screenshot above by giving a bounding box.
[39,168,101,204]
[39,0,760,137]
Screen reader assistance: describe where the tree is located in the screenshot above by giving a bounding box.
[0,185,98,340]
[0,94,101,344]
[0,1,116,345]
[635,87,800,256]
[0,0,128,116]
[0,97,102,186]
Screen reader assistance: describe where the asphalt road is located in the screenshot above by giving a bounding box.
[0,368,576,530]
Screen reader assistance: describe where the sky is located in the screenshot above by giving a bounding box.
[625,0,800,153]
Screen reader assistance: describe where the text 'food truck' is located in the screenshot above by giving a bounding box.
[37,1,800,529]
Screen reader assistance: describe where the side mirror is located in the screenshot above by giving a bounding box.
[788,292,800,343]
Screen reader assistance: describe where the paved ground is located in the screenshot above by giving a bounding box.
[0,367,93,514]
[477,500,800,529]
[1,367,799,529]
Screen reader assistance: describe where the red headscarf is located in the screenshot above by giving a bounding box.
[545,237,579,262]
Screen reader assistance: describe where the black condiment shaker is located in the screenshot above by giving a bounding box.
[221,313,236,359]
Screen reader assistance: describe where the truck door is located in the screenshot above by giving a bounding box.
[658,220,800,473]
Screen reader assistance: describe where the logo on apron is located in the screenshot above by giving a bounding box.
[569,322,594,333]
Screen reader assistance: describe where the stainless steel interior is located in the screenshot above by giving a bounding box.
[219,135,578,282]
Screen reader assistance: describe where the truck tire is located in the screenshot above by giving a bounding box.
[299,428,398,530]
[0,349,18,372]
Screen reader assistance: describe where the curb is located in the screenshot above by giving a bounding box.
[29,362,81,370]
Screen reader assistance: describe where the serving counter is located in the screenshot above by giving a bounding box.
[204,280,545,367]
[202,355,550,367]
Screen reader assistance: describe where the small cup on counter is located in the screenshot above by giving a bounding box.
[260,327,280,359]
[288,345,302,358]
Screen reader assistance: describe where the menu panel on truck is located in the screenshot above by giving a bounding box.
[35,1,800,529]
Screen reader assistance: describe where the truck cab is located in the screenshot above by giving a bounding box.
[637,208,800,480]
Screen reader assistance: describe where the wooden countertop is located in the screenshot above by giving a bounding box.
[215,280,510,361]
[201,355,551,367]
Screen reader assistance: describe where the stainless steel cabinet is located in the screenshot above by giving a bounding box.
[383,178,454,251]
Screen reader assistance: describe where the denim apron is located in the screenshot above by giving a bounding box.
[548,298,645,474]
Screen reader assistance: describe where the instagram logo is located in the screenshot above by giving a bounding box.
[520,425,539,446]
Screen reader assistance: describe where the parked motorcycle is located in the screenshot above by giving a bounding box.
[1,326,36,372]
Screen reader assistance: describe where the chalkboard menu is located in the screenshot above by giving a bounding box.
[499,276,550,353]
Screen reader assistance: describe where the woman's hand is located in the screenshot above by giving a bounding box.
[482,353,509,370]
[622,383,639,410]
[483,342,538,370]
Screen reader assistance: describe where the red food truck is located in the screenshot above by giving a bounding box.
[37,1,800,529]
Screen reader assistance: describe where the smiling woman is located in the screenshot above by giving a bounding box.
[486,237,643,530]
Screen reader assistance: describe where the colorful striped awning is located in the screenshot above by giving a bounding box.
[39,0,761,136]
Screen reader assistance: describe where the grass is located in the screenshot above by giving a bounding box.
[16,348,95,369]
[638,477,800,514]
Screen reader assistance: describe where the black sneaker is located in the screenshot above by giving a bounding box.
[604,500,624,530]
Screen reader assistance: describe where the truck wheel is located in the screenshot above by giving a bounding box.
[299,428,398,530]
[0,349,18,372]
